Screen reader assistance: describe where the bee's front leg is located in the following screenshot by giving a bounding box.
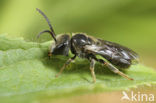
[55,55,76,77]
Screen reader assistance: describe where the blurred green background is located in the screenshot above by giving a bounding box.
[0,0,156,68]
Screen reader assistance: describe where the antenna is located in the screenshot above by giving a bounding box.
[36,8,57,42]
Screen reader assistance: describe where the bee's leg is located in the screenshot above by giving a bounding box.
[90,59,96,83]
[95,59,133,80]
[55,55,76,77]
[105,62,133,80]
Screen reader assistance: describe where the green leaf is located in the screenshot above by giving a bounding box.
[0,35,156,103]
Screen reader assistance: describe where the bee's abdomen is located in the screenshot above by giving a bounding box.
[108,57,131,68]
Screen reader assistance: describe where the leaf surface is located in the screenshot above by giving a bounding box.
[0,35,156,103]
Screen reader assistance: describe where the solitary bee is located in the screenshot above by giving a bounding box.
[36,8,139,83]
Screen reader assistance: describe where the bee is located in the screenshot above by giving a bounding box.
[36,8,139,83]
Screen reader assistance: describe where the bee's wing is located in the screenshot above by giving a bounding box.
[84,39,139,68]
[100,40,139,60]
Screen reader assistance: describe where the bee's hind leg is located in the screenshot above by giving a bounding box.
[95,58,133,80]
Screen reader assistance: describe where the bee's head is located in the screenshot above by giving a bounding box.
[36,8,71,57]
[49,34,71,56]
